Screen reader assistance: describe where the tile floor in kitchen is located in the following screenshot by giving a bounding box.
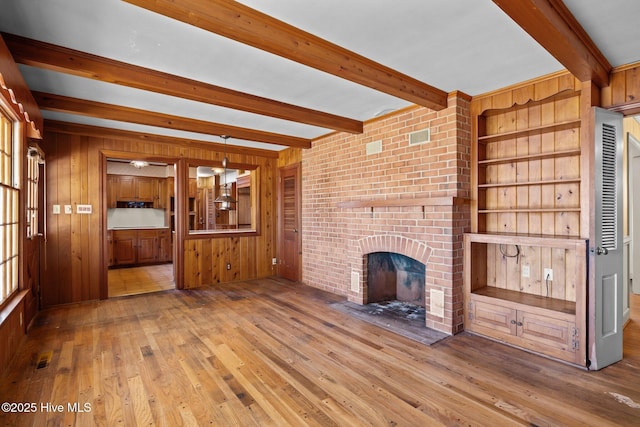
[108,263,174,297]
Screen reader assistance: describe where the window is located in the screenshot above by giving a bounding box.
[187,162,259,235]
[26,147,43,239]
[0,107,19,305]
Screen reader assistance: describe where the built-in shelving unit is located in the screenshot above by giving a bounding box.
[465,88,588,366]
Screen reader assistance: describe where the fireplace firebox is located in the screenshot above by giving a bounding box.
[367,252,425,307]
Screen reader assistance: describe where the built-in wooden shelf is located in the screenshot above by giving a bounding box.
[478,178,581,188]
[478,149,581,166]
[467,87,587,366]
[336,196,469,209]
[477,119,581,144]
[471,286,576,315]
[478,207,581,214]
[464,232,586,248]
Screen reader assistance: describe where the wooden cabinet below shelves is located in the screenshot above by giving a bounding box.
[111,228,171,267]
[468,297,578,363]
[463,232,587,366]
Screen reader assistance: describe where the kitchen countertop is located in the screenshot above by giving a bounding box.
[108,226,170,230]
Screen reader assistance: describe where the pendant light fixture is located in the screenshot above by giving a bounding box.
[214,135,236,210]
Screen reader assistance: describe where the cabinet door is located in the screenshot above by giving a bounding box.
[116,176,136,201]
[113,230,137,265]
[106,175,118,208]
[156,178,167,209]
[136,177,157,202]
[188,178,198,198]
[469,300,517,336]
[137,230,158,263]
[107,231,114,266]
[158,230,172,262]
[517,310,574,353]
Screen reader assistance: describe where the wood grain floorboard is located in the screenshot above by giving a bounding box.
[1,278,640,426]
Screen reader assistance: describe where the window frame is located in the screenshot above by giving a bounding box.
[25,146,43,240]
[0,101,21,307]
[185,160,261,238]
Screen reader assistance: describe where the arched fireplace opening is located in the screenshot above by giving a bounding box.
[367,252,425,307]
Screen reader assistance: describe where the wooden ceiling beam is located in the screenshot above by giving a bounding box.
[33,91,311,149]
[2,32,362,134]
[492,0,611,88]
[43,120,279,158]
[122,0,449,111]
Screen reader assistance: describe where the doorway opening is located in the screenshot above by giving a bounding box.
[106,158,176,297]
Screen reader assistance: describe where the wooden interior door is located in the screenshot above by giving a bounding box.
[590,107,624,370]
[278,164,301,281]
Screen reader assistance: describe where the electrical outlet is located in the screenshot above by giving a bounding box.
[544,268,553,281]
[226,263,231,270]
[272,258,277,265]
[64,205,72,214]
[522,265,530,278]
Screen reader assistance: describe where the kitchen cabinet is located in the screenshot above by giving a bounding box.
[107,175,163,207]
[188,178,197,198]
[112,230,138,266]
[157,229,172,262]
[111,228,171,266]
[107,230,114,266]
[136,230,159,264]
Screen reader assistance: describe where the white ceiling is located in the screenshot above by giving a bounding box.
[1,0,639,150]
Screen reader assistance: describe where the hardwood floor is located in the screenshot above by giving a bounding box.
[108,264,174,297]
[1,278,639,426]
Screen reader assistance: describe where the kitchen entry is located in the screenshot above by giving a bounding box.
[106,159,176,297]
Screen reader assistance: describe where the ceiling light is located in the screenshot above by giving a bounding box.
[130,160,149,169]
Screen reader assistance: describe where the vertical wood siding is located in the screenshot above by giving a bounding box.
[41,130,277,306]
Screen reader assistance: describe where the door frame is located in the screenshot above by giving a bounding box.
[99,151,181,299]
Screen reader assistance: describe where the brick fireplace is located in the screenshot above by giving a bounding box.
[300,92,471,335]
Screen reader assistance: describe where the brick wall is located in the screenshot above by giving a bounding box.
[301,92,471,334]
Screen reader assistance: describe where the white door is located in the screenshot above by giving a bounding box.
[590,107,624,370]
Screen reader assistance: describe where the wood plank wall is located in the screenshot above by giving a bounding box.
[623,116,640,237]
[41,127,277,306]
[277,147,302,168]
[0,293,25,376]
[601,63,640,112]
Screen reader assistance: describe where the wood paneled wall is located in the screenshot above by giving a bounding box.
[277,147,302,168]
[41,127,277,306]
[0,293,25,376]
[485,244,578,301]
[601,63,640,113]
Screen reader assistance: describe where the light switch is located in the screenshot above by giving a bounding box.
[64,205,72,214]
[52,205,60,214]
